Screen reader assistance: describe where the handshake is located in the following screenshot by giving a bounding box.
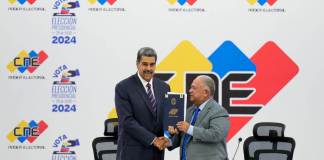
[152,136,170,151]
[153,126,180,150]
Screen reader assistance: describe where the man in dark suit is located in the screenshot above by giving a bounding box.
[167,75,230,160]
[115,47,170,160]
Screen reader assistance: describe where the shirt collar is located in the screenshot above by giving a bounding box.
[137,72,153,88]
[196,98,211,111]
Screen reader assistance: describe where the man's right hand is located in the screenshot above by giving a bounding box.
[168,126,179,135]
[153,137,169,150]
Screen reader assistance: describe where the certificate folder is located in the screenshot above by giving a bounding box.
[163,92,186,131]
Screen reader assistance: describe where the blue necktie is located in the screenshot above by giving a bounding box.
[181,108,201,160]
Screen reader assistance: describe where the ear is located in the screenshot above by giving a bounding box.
[204,89,210,97]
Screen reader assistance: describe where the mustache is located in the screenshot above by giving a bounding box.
[143,70,154,74]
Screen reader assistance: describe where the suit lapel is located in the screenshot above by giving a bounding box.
[186,106,195,123]
[181,107,194,146]
[134,74,157,118]
[195,99,212,126]
[153,78,162,121]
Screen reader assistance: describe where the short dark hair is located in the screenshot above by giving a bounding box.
[136,47,157,63]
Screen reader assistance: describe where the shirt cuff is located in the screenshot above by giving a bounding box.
[187,125,194,136]
[151,137,157,145]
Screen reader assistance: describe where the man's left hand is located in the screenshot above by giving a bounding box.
[176,121,190,133]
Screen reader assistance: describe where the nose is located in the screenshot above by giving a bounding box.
[145,64,152,71]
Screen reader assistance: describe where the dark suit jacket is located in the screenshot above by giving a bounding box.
[115,73,170,160]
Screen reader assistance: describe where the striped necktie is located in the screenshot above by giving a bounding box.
[146,83,156,113]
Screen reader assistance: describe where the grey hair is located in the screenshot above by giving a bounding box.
[136,47,157,63]
[198,75,215,97]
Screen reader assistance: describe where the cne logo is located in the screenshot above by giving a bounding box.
[167,0,198,6]
[7,120,48,143]
[155,40,299,141]
[88,0,117,5]
[7,50,48,74]
[8,0,37,5]
[247,0,278,6]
